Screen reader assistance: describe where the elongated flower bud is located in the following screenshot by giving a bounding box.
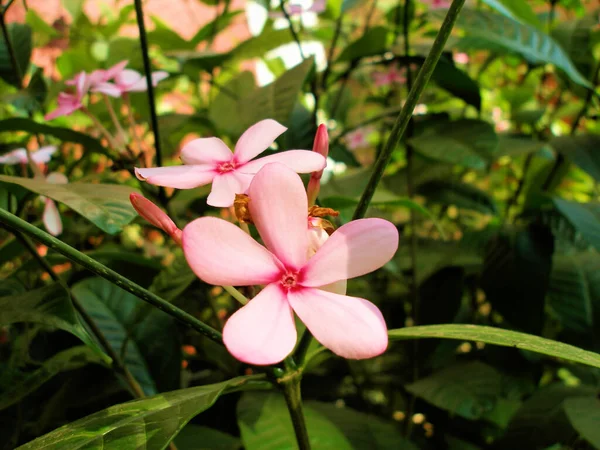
[130,193,182,245]
[307,124,329,206]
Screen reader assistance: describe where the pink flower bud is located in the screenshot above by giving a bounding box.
[307,124,329,206]
[130,193,182,245]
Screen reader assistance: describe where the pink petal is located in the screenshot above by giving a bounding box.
[0,149,27,165]
[248,164,308,270]
[44,103,80,121]
[223,283,296,365]
[300,218,399,287]
[180,138,232,165]
[104,60,128,80]
[288,288,388,359]
[115,69,143,89]
[206,171,252,207]
[32,146,58,164]
[233,119,287,164]
[182,216,283,286]
[239,150,326,174]
[151,71,169,85]
[135,165,216,189]
[91,82,123,98]
[43,199,63,236]
[130,193,180,242]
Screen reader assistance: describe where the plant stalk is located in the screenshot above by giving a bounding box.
[280,374,311,450]
[352,0,466,220]
[0,208,224,344]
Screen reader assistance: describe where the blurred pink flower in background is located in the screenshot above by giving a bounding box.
[269,0,326,18]
[372,64,407,87]
[423,0,450,9]
[0,146,57,165]
[345,127,373,150]
[93,68,169,97]
[45,72,90,120]
[453,52,469,65]
[41,172,68,236]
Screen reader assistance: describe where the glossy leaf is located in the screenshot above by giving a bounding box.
[553,199,600,252]
[481,0,542,28]
[388,324,600,369]
[336,27,388,63]
[0,175,139,234]
[17,375,268,450]
[174,425,241,450]
[417,180,498,215]
[563,397,600,449]
[0,23,32,87]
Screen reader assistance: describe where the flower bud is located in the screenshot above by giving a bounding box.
[130,193,182,245]
[307,124,329,206]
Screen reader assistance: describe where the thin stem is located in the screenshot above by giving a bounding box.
[363,0,378,33]
[0,208,224,344]
[503,152,534,223]
[2,0,16,13]
[81,107,121,152]
[222,285,248,305]
[352,0,466,220]
[280,0,305,59]
[294,329,313,366]
[0,7,23,86]
[133,0,163,169]
[103,94,128,147]
[280,374,311,450]
[11,229,146,399]
[321,8,345,90]
[123,93,148,160]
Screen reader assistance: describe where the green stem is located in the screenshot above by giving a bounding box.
[294,329,313,366]
[280,373,311,450]
[0,208,224,344]
[320,7,345,90]
[352,0,466,220]
[11,229,146,399]
[280,0,305,59]
[222,285,248,305]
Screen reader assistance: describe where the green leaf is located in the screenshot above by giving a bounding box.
[496,134,550,158]
[0,175,139,234]
[336,27,389,62]
[447,9,592,88]
[431,58,481,110]
[174,425,241,450]
[553,199,600,252]
[149,250,197,303]
[0,118,110,156]
[563,397,600,449]
[0,346,104,412]
[408,119,498,170]
[417,180,498,215]
[480,224,554,334]
[62,0,85,21]
[27,68,47,107]
[481,0,543,28]
[25,9,59,47]
[0,23,32,87]
[72,278,158,396]
[0,284,108,363]
[238,392,418,450]
[406,361,504,420]
[17,375,267,450]
[230,28,296,62]
[550,135,600,182]
[388,324,600,370]
[190,11,242,46]
[147,16,195,51]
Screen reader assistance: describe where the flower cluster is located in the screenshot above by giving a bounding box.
[132,120,399,365]
[45,60,168,121]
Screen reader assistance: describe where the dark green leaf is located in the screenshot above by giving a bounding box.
[17,375,267,450]
[430,58,481,110]
[0,284,108,362]
[0,175,139,234]
[408,119,498,169]
[496,134,550,158]
[388,324,600,369]
[553,199,600,252]
[0,23,32,87]
[336,27,389,62]
[174,425,241,450]
[419,267,465,326]
[563,396,600,449]
[417,180,498,215]
[0,346,104,412]
[550,135,600,182]
[481,224,554,334]
[149,250,197,303]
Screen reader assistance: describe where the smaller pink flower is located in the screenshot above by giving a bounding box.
[45,72,90,120]
[453,52,469,65]
[183,163,398,364]
[135,119,326,208]
[130,193,182,245]
[372,65,406,87]
[93,69,169,98]
[269,0,325,18]
[0,146,57,165]
[423,0,450,9]
[345,128,373,150]
[42,172,68,236]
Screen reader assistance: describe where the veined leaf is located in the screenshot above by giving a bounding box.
[553,198,600,252]
[388,324,600,369]
[481,0,542,28]
[0,175,139,234]
[17,375,269,450]
[0,23,32,87]
[443,8,592,88]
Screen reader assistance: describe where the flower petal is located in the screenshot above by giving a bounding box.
[43,199,63,236]
[115,69,142,88]
[288,288,388,359]
[301,218,399,287]
[180,138,232,165]
[32,146,58,164]
[135,165,216,189]
[206,171,252,207]
[182,216,282,286]
[248,163,308,269]
[91,82,123,97]
[233,119,287,164]
[223,283,296,365]
[239,150,326,174]
[0,149,27,165]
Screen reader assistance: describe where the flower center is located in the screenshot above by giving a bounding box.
[280,271,299,290]
[217,162,236,173]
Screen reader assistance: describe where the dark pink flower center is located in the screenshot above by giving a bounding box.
[280,271,299,290]
[217,161,236,173]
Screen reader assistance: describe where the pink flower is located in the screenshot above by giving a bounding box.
[269,0,325,18]
[423,0,450,9]
[307,124,329,206]
[42,172,68,236]
[130,193,182,245]
[135,119,326,208]
[88,60,129,86]
[453,52,469,65]
[0,146,57,165]
[182,163,398,365]
[93,69,169,98]
[345,128,372,150]
[45,72,90,120]
[372,65,406,87]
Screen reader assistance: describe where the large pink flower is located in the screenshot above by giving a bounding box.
[182,163,398,365]
[135,119,326,208]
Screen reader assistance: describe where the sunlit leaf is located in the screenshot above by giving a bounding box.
[550,135,600,182]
